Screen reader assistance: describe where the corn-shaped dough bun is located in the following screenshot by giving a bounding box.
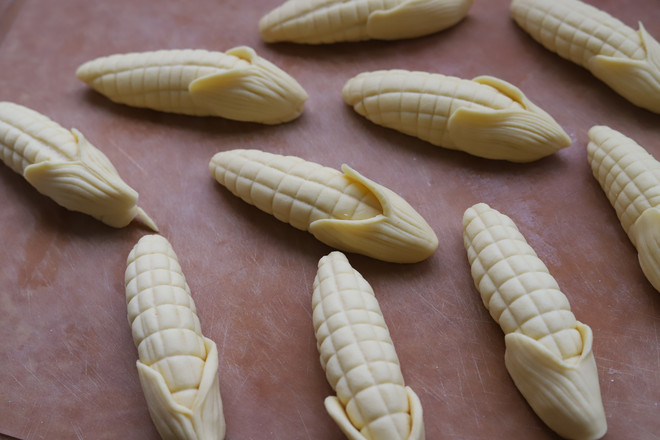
[463,203,606,440]
[76,46,308,124]
[587,125,660,293]
[125,234,225,440]
[209,149,438,263]
[0,101,156,230]
[342,70,570,162]
[259,0,473,44]
[312,251,425,440]
[510,0,660,113]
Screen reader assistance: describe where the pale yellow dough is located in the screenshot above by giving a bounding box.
[463,203,606,440]
[342,70,571,162]
[76,46,308,124]
[0,101,156,230]
[587,125,660,293]
[259,0,473,44]
[125,234,225,440]
[209,149,438,263]
[511,0,660,113]
[313,251,425,440]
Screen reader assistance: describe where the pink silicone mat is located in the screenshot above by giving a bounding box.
[0,0,658,439]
